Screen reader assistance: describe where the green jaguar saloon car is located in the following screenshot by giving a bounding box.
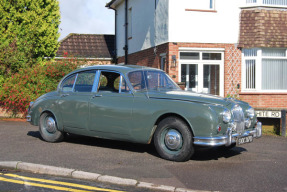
[27,65,262,162]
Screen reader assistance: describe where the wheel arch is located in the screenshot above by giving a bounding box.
[152,113,195,141]
[40,110,62,131]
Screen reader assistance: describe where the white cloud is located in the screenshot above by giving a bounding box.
[58,0,115,40]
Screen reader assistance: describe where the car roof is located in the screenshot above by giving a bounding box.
[71,64,162,74]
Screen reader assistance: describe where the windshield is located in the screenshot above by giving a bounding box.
[128,70,180,91]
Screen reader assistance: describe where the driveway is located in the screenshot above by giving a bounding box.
[0,120,286,192]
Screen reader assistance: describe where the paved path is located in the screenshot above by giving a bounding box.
[0,120,287,191]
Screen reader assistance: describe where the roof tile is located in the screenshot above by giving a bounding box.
[56,33,115,58]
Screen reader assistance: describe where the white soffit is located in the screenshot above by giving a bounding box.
[178,47,225,52]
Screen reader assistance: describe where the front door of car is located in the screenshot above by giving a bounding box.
[88,71,133,137]
[58,70,97,131]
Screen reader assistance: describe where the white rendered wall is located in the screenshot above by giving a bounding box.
[115,0,244,57]
[116,2,125,58]
[116,0,169,57]
[169,0,243,44]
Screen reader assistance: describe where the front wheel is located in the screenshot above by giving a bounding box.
[154,117,194,162]
[39,112,64,143]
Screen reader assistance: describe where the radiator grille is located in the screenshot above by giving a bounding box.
[232,105,245,135]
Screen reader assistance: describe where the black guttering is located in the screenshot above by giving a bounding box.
[124,0,128,64]
[106,0,128,64]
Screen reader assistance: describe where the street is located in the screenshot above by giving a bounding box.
[0,120,287,192]
[0,168,152,192]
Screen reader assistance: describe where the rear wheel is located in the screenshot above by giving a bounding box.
[39,112,64,142]
[154,117,194,162]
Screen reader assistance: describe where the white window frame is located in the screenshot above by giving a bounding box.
[242,48,287,93]
[243,0,287,9]
[178,48,224,97]
[210,0,215,9]
[160,53,167,71]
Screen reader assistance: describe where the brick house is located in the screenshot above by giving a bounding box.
[56,33,115,65]
[106,0,287,124]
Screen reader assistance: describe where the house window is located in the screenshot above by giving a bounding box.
[128,7,132,39]
[245,0,287,7]
[210,0,214,9]
[185,0,216,11]
[262,59,287,90]
[160,56,166,71]
[242,48,287,92]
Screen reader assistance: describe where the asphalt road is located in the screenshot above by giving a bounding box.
[0,168,153,192]
[0,120,287,192]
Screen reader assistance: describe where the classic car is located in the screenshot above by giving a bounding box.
[27,65,262,162]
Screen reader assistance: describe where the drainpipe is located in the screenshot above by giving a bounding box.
[124,0,128,64]
[114,10,117,64]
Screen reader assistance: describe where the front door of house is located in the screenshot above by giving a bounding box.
[180,64,220,95]
[179,50,223,96]
[181,64,198,92]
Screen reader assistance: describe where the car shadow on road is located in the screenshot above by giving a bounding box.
[27,131,159,156]
[27,131,246,161]
[192,146,247,161]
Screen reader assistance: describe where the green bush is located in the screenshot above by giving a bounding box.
[0,59,81,117]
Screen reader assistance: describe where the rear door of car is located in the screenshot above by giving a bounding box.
[58,70,97,132]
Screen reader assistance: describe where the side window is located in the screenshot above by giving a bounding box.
[61,74,77,92]
[98,71,129,93]
[74,71,96,92]
[114,76,130,93]
[128,71,145,91]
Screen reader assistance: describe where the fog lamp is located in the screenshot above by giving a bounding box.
[247,107,255,119]
[245,118,252,128]
[228,121,236,131]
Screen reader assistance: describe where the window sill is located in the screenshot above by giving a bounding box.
[240,92,287,95]
[185,9,217,13]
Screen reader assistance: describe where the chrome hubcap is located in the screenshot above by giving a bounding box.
[164,129,182,150]
[45,116,56,133]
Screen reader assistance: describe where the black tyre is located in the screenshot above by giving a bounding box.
[39,112,64,142]
[154,117,194,162]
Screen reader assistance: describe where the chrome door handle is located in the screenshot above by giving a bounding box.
[92,94,102,98]
[61,94,69,97]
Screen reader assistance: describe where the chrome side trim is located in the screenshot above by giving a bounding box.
[193,121,262,147]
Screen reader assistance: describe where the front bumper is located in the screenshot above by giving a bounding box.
[26,115,32,122]
[193,122,262,147]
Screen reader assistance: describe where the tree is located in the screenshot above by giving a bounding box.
[0,0,61,82]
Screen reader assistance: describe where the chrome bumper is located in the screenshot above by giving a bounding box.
[193,122,262,147]
[26,115,31,122]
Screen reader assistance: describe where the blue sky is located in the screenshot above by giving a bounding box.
[58,0,115,40]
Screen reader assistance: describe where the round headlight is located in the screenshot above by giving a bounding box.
[222,109,232,123]
[247,107,255,119]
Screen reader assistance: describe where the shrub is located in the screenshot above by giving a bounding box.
[0,59,81,117]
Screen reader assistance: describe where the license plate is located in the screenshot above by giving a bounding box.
[237,135,253,145]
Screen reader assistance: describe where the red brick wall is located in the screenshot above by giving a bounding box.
[117,43,287,110]
[240,93,287,109]
[118,42,241,93]
[117,43,169,68]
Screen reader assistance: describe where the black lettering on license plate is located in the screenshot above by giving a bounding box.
[237,136,253,145]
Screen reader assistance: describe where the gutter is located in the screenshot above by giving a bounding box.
[124,0,128,64]
[53,57,112,61]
